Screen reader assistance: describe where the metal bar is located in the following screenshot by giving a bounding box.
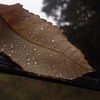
[0,52,100,91]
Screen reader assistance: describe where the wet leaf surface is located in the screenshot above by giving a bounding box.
[0,4,94,80]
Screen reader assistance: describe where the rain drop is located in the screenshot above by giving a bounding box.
[47,70,50,73]
[8,53,11,56]
[54,69,57,72]
[41,38,44,40]
[27,58,30,61]
[19,48,21,51]
[70,78,74,80]
[27,62,30,65]
[10,44,14,48]
[3,45,6,47]
[24,45,26,48]
[37,53,40,56]
[35,28,37,31]
[72,48,75,51]
[50,54,52,56]
[17,58,20,61]
[53,65,55,67]
[56,49,59,51]
[26,52,29,55]
[32,56,35,60]
[41,27,44,30]
[11,50,14,53]
[44,59,47,62]
[25,16,29,20]
[18,41,21,44]
[0,48,4,52]
[59,73,62,77]
[15,44,18,47]
[34,65,37,67]
[51,40,55,42]
[15,51,17,54]
[34,61,37,65]
[33,48,37,51]
[17,36,20,39]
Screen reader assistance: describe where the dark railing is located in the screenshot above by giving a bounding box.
[0,52,100,91]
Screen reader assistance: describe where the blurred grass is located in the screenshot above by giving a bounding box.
[0,73,100,100]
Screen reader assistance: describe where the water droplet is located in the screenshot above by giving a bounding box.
[0,48,4,52]
[37,53,40,56]
[25,16,29,20]
[27,58,30,61]
[14,58,17,61]
[10,44,14,48]
[3,45,6,47]
[46,23,48,26]
[17,36,20,39]
[44,59,47,62]
[24,45,26,48]
[17,58,20,61]
[11,50,14,53]
[19,49,21,51]
[41,38,44,40]
[41,27,44,30]
[18,41,21,44]
[51,40,55,42]
[72,48,75,51]
[47,70,50,73]
[61,66,63,69]
[62,45,65,47]
[56,74,59,77]
[15,51,17,53]
[54,52,57,55]
[32,55,35,60]
[35,38,38,41]
[17,52,20,55]
[34,65,37,67]
[70,78,73,80]
[27,62,30,65]
[33,48,37,51]
[35,28,37,31]
[47,50,50,52]
[59,73,62,77]
[54,70,57,72]
[53,65,55,67]
[34,61,37,65]
[50,54,52,56]
[8,53,11,56]
[33,55,35,57]
[26,53,29,55]
[15,44,18,47]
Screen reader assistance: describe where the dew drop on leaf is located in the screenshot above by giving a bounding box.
[27,62,30,66]
[0,3,94,80]
[8,53,11,56]
[34,61,37,65]
[33,48,37,51]
[51,40,55,42]
[27,58,30,61]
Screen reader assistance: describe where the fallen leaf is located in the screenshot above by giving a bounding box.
[0,3,94,80]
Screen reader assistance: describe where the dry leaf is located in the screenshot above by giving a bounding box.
[0,4,94,80]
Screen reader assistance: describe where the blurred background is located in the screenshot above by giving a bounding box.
[0,0,100,100]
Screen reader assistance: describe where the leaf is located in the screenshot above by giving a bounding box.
[0,3,94,80]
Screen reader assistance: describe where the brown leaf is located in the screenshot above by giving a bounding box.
[0,4,94,80]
